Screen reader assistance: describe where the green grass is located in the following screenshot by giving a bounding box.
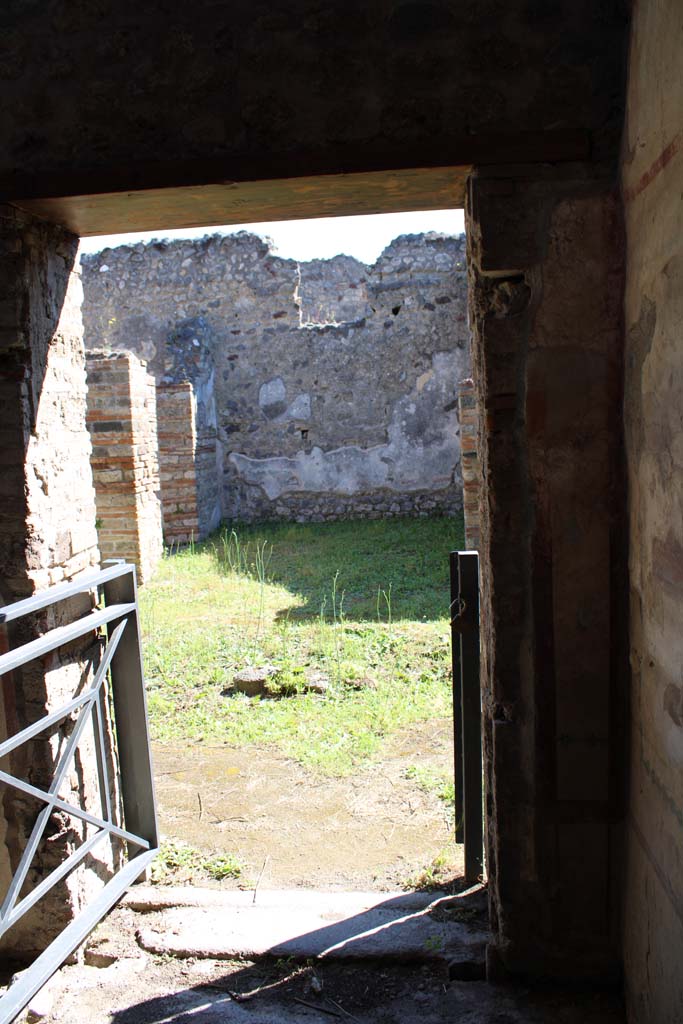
[404,764,455,807]
[150,839,245,885]
[141,515,463,776]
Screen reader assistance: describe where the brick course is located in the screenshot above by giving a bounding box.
[156,383,202,544]
[86,351,163,582]
[458,378,480,550]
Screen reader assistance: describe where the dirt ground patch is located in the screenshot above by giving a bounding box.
[152,716,461,891]
[18,927,626,1024]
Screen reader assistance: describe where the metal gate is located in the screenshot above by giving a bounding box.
[450,550,484,882]
[0,562,158,1024]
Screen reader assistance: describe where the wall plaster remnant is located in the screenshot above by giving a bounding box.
[231,351,460,503]
[82,231,469,524]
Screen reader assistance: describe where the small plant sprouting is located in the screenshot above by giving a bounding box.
[222,529,246,575]
[252,538,272,646]
[150,839,243,884]
[330,570,347,687]
[377,581,393,626]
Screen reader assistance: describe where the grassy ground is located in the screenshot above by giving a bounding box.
[141,515,463,777]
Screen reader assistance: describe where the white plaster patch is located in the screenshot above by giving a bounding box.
[230,351,462,500]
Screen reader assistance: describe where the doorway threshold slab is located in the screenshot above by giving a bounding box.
[129,886,487,963]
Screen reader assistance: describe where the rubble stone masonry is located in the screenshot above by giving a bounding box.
[82,231,470,524]
[86,351,163,583]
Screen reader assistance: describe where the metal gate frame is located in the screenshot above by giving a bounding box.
[0,562,158,1024]
[450,549,484,882]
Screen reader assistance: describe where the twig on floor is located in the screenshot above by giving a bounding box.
[252,853,270,904]
[208,965,314,1004]
[226,988,254,1003]
[197,792,203,821]
[326,996,361,1022]
[293,997,342,1018]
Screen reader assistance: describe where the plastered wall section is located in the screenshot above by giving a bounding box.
[621,3,683,1021]
[86,351,163,583]
[0,207,121,957]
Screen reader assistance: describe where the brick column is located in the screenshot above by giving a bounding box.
[156,383,202,544]
[86,351,163,583]
[466,170,627,981]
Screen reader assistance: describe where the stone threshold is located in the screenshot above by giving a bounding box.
[123,885,488,965]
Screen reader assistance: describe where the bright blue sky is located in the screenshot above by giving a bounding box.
[78,209,465,265]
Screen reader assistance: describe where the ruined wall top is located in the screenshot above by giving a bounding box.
[82,230,469,524]
[81,229,467,377]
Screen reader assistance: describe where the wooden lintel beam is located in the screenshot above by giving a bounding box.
[10,167,470,237]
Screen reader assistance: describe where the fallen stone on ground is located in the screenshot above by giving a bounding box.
[303,670,329,693]
[231,665,278,696]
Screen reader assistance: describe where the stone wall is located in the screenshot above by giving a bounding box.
[0,206,116,958]
[621,2,683,1020]
[86,351,163,583]
[81,231,469,524]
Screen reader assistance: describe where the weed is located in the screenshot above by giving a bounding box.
[404,764,455,806]
[404,764,456,829]
[151,839,244,884]
[403,848,458,892]
[203,852,244,880]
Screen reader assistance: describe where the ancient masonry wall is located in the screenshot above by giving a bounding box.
[156,383,219,544]
[621,2,683,1021]
[81,231,470,525]
[86,351,163,583]
[0,206,117,958]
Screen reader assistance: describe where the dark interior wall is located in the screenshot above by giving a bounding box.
[466,168,626,980]
[621,2,683,1021]
[1,1,627,196]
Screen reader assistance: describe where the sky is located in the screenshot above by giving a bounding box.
[78,209,465,265]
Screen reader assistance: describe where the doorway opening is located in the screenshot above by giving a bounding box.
[79,208,474,899]
[1,172,499,1023]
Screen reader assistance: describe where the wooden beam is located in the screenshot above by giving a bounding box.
[11,167,470,238]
